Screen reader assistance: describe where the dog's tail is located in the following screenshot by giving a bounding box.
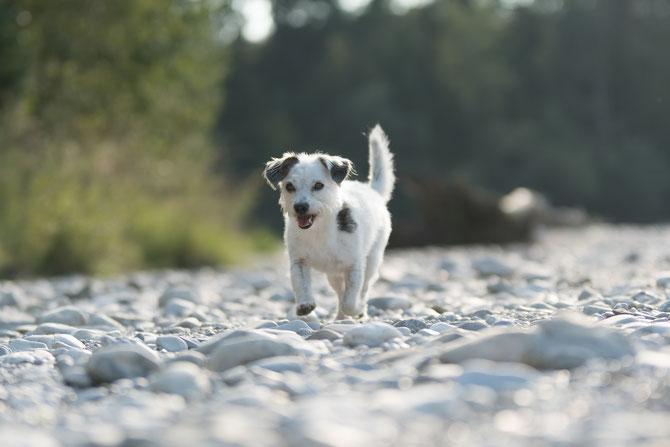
[368,124,395,203]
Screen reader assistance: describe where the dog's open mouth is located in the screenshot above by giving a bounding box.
[297,214,316,229]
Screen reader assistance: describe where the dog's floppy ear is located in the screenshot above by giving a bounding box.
[320,156,355,185]
[263,153,299,190]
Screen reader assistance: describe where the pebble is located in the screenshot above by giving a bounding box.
[150,362,211,399]
[367,296,412,311]
[31,322,78,335]
[157,335,188,352]
[343,322,403,348]
[86,343,160,384]
[38,306,87,326]
[472,257,515,277]
[9,339,48,351]
[277,320,313,336]
[393,319,428,333]
[457,321,488,331]
[307,329,341,341]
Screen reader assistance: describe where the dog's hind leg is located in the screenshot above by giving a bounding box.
[291,260,316,316]
[360,235,387,314]
[338,264,365,319]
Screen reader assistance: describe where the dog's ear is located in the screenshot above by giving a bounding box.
[263,153,299,190]
[320,156,355,185]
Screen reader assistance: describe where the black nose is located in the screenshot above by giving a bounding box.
[294,203,309,215]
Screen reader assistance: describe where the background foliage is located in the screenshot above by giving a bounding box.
[1,0,669,277]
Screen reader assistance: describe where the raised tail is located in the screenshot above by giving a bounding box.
[368,124,395,203]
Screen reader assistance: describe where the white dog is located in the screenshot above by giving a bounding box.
[263,125,395,319]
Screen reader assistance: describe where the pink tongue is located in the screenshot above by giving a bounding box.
[298,216,312,228]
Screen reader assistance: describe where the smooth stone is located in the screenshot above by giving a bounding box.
[0,350,54,365]
[86,343,160,384]
[31,322,78,335]
[25,334,86,350]
[343,322,403,348]
[158,286,201,307]
[249,355,305,373]
[439,313,635,370]
[396,327,412,337]
[37,306,87,326]
[307,329,341,341]
[0,345,10,356]
[166,351,207,368]
[417,328,439,337]
[0,283,27,309]
[196,329,268,355]
[173,317,201,329]
[72,328,106,341]
[393,319,428,333]
[472,258,515,277]
[659,301,670,312]
[656,276,670,289]
[367,296,412,311]
[164,298,196,317]
[207,336,302,372]
[87,314,124,329]
[150,361,211,399]
[582,304,609,316]
[455,361,539,390]
[9,339,48,351]
[631,291,661,304]
[458,321,488,331]
[157,335,188,352]
[277,320,313,335]
[62,366,92,388]
[255,320,279,329]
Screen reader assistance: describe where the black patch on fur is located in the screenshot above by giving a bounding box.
[319,156,353,185]
[263,155,299,190]
[337,205,357,233]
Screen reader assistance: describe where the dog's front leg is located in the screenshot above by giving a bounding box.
[291,259,316,316]
[338,264,365,319]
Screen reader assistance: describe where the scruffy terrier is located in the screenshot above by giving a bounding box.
[263,125,395,319]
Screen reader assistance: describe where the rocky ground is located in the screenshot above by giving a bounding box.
[2,225,670,446]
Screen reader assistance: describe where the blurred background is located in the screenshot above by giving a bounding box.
[0,0,668,278]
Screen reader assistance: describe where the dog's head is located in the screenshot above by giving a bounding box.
[263,152,354,230]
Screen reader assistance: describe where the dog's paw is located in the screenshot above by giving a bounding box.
[296,302,316,316]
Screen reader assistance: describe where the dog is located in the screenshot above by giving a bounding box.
[263,125,395,319]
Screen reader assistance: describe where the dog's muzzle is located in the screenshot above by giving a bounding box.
[294,203,315,229]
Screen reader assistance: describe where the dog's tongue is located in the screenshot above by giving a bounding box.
[297,215,313,229]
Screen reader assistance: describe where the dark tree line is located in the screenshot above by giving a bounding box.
[219,0,670,226]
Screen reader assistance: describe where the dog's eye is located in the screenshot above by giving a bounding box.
[313,182,324,191]
[285,182,296,192]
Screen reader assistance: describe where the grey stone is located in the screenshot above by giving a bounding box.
[150,362,211,399]
[307,329,341,341]
[208,337,299,372]
[86,343,160,383]
[9,339,48,352]
[472,257,515,277]
[367,296,412,311]
[0,283,27,309]
[439,313,635,369]
[343,322,403,348]
[157,335,188,352]
[277,320,313,335]
[163,298,196,317]
[458,321,488,331]
[166,351,207,368]
[38,306,87,326]
[393,319,428,333]
[31,322,78,335]
[87,314,124,329]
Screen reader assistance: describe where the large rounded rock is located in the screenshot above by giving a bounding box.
[342,322,403,347]
[38,306,87,326]
[439,313,635,369]
[150,361,211,399]
[207,335,301,372]
[86,343,160,384]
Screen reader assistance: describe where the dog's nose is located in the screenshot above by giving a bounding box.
[294,203,309,215]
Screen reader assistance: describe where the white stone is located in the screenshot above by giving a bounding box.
[150,361,211,399]
[342,322,403,348]
[86,343,160,383]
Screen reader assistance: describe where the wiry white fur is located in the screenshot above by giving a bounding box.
[264,125,396,319]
